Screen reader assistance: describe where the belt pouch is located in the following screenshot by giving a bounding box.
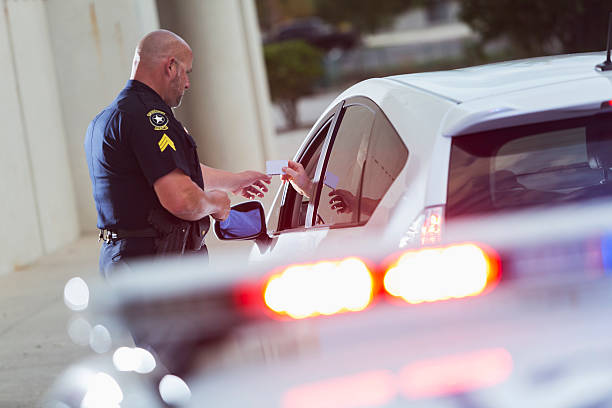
[187,216,210,251]
[147,208,191,255]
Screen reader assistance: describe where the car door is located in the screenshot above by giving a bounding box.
[251,97,408,261]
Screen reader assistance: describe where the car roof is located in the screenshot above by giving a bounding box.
[326,52,612,139]
[387,52,609,104]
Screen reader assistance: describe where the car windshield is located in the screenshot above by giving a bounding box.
[446,112,612,219]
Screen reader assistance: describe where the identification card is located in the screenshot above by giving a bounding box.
[266,160,289,175]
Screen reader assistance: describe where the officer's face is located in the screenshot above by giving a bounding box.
[169,53,192,108]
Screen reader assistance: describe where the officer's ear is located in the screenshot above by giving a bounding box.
[165,57,177,78]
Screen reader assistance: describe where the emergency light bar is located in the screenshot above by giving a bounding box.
[252,243,500,320]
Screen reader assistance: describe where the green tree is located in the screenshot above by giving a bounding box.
[313,0,413,33]
[264,40,324,129]
[256,0,315,31]
[459,0,611,56]
[257,0,413,33]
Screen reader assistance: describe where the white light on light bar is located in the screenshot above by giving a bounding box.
[264,258,373,319]
[113,347,156,374]
[80,372,123,408]
[64,277,90,311]
[384,243,498,304]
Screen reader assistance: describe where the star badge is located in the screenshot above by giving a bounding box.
[147,109,169,131]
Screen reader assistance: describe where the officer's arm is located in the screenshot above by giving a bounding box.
[153,169,230,221]
[200,164,271,199]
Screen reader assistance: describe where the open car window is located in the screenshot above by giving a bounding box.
[267,118,331,234]
[269,97,408,233]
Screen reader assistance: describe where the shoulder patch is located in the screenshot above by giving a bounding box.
[158,134,176,152]
[147,109,169,131]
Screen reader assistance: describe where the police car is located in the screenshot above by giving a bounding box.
[44,198,612,407]
[215,51,612,262]
[188,207,612,408]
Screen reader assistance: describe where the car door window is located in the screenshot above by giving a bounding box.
[267,120,330,233]
[359,113,409,223]
[290,140,325,228]
[315,104,375,227]
[268,98,408,233]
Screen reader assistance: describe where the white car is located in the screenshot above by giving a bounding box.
[217,51,612,259]
[45,51,612,408]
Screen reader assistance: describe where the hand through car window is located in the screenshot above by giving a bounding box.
[282,160,314,199]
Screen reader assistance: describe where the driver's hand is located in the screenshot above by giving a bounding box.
[282,160,313,199]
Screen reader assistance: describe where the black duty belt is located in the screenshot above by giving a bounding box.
[98,228,158,243]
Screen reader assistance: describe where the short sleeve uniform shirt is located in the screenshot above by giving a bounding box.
[85,80,204,230]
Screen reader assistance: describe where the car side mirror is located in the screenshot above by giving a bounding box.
[214,201,267,241]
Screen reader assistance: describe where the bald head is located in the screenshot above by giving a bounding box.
[134,30,191,68]
[131,30,193,107]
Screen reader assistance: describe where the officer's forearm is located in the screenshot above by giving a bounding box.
[200,164,235,192]
[154,168,221,221]
[171,188,219,221]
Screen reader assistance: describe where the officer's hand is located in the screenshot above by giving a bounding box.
[233,171,271,200]
[209,190,231,221]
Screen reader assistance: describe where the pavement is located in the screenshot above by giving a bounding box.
[0,233,99,407]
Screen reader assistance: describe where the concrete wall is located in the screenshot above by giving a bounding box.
[0,0,159,274]
[156,0,276,173]
[45,0,160,233]
[1,0,81,275]
[0,0,45,273]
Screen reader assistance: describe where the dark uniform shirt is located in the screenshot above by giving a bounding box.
[85,79,203,229]
[85,80,207,274]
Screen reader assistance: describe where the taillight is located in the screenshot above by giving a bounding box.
[420,207,443,245]
[399,206,444,248]
[383,243,500,304]
[263,257,374,319]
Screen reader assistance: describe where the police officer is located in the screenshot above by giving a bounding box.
[85,30,271,278]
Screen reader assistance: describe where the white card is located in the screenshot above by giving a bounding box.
[266,160,288,175]
[324,171,339,189]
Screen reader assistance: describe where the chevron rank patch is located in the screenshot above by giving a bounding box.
[158,134,176,152]
[147,109,169,131]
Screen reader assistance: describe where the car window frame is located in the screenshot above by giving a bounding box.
[308,98,378,229]
[305,100,346,227]
[271,102,342,234]
[271,95,406,234]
